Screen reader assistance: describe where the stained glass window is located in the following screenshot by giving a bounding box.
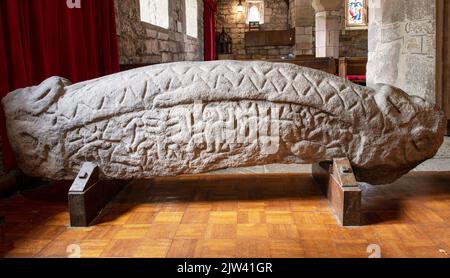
[345,0,368,30]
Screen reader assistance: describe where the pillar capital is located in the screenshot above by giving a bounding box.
[312,0,342,12]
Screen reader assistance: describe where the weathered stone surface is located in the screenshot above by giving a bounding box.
[367,0,436,103]
[2,61,446,184]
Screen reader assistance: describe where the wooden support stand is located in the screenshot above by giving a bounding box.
[68,162,127,227]
[312,158,362,226]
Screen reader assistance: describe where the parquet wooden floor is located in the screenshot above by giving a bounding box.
[1,172,450,258]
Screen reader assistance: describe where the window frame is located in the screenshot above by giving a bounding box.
[345,0,369,30]
[245,0,265,25]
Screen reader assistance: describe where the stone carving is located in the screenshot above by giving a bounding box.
[2,61,446,184]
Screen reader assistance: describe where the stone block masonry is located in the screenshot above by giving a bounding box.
[115,0,204,65]
[293,0,316,55]
[339,1,368,57]
[216,0,368,59]
[367,0,436,103]
[216,0,293,59]
[315,10,341,58]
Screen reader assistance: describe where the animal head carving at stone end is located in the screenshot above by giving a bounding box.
[1,77,71,178]
[2,76,71,117]
[355,84,446,185]
[1,63,446,184]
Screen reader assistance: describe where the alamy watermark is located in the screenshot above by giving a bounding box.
[66,0,81,9]
[64,243,381,258]
[367,244,382,258]
[67,244,81,258]
[143,100,282,157]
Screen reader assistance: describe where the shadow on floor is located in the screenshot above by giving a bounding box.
[92,172,450,226]
[0,181,71,256]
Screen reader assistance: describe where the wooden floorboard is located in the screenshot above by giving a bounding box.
[0,172,450,258]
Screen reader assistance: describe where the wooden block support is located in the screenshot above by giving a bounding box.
[312,158,362,226]
[68,162,127,227]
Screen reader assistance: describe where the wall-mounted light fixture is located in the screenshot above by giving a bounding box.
[237,0,244,13]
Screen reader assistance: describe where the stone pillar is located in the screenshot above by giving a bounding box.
[312,0,341,58]
[293,0,315,56]
[366,0,436,103]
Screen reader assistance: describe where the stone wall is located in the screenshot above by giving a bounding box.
[216,0,292,59]
[216,0,368,59]
[289,0,295,28]
[340,29,369,57]
[367,0,436,103]
[264,0,291,30]
[293,0,316,55]
[115,0,369,62]
[310,0,368,58]
[115,0,204,64]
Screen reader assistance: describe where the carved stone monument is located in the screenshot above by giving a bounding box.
[2,61,446,185]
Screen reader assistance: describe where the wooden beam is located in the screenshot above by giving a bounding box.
[68,162,127,227]
[312,158,362,226]
[436,0,450,135]
[245,29,295,47]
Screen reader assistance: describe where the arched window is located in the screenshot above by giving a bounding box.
[185,0,198,38]
[139,0,169,29]
[246,1,264,25]
[345,0,368,30]
[247,6,261,23]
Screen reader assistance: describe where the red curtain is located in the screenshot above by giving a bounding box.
[203,0,217,61]
[0,0,120,172]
